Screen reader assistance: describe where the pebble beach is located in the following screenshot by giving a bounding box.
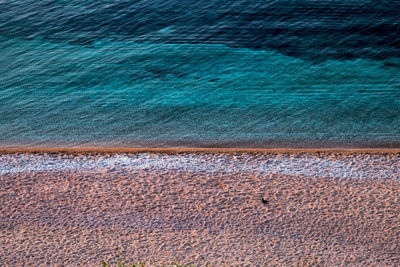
[1,151,400,266]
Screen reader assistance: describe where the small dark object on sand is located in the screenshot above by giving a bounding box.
[261,198,268,205]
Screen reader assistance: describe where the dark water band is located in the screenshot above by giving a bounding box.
[1,0,399,61]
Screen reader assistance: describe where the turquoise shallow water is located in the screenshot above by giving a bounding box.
[1,36,399,148]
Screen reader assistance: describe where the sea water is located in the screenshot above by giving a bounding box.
[1,0,399,148]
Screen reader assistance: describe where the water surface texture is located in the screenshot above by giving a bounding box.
[1,0,399,148]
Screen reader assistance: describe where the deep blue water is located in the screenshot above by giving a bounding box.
[0,0,399,148]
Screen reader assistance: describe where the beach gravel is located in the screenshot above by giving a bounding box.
[1,152,400,266]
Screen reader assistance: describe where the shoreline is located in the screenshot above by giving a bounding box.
[1,147,400,154]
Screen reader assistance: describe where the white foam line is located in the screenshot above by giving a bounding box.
[0,153,398,180]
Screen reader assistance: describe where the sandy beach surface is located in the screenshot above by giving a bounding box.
[1,151,400,266]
